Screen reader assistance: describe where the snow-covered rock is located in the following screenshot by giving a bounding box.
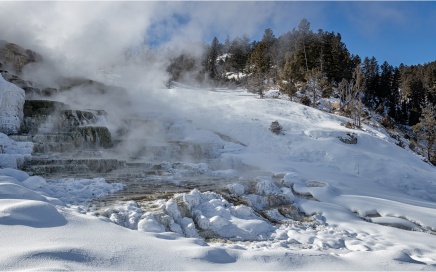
[0,133,32,169]
[0,74,25,135]
[0,167,29,182]
[138,213,166,233]
[45,177,124,204]
[157,189,276,241]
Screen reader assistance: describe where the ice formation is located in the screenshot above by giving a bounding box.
[0,74,25,135]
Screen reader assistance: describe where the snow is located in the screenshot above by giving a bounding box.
[44,177,124,204]
[1,87,436,270]
[225,71,246,80]
[0,74,25,135]
[0,199,66,228]
[0,133,33,168]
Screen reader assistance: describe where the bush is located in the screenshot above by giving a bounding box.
[409,141,416,152]
[430,156,436,166]
[321,87,333,98]
[344,121,354,129]
[270,121,283,135]
[300,96,311,106]
[279,81,297,100]
[375,104,385,115]
[380,115,395,129]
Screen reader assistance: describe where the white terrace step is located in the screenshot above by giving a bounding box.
[22,158,126,176]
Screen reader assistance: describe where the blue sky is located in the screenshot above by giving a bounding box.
[268,1,436,67]
[146,1,436,67]
[1,1,434,69]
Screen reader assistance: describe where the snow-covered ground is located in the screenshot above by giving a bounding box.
[1,87,436,270]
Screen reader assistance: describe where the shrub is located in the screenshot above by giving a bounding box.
[300,96,311,106]
[270,121,283,135]
[321,87,333,98]
[344,121,354,129]
[409,141,416,152]
[380,115,395,129]
[279,81,297,100]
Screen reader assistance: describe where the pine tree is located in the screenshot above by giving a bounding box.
[318,31,353,83]
[246,70,266,98]
[250,41,269,75]
[207,37,221,81]
[167,53,198,83]
[247,30,276,97]
[362,56,380,108]
[387,67,401,120]
[297,19,311,73]
[228,36,250,78]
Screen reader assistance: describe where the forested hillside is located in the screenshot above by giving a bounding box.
[165,19,436,165]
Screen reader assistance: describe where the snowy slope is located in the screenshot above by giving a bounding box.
[1,87,436,270]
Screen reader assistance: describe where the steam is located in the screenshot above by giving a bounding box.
[0,2,278,80]
[0,1,286,162]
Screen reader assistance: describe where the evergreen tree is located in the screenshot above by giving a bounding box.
[399,65,427,125]
[250,42,269,75]
[207,37,221,81]
[283,51,305,82]
[247,29,277,96]
[228,36,250,78]
[276,30,296,73]
[167,53,198,83]
[362,56,380,108]
[246,70,266,98]
[387,67,401,120]
[259,28,277,81]
[297,18,311,73]
[379,61,393,99]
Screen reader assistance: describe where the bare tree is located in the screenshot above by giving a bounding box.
[304,68,322,107]
[413,104,436,164]
[338,65,365,127]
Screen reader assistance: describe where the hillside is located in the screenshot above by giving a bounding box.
[1,80,436,269]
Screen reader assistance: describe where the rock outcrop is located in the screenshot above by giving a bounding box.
[0,40,42,73]
[0,74,25,134]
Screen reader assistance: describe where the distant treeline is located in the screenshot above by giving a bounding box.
[165,19,436,129]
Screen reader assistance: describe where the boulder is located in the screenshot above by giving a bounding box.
[0,74,25,134]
